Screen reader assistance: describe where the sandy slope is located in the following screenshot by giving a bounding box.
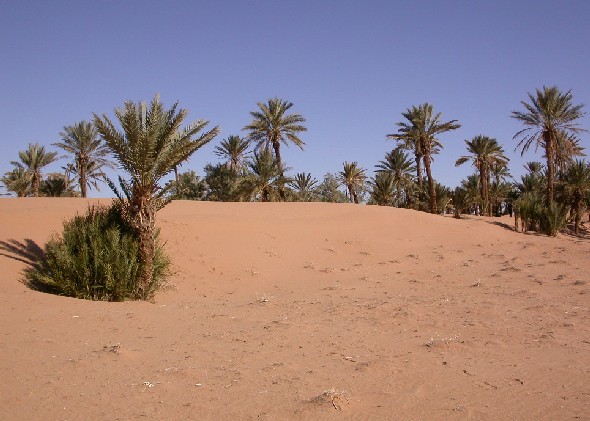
[0,198,589,420]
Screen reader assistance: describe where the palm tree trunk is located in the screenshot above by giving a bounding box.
[415,155,423,189]
[32,172,40,197]
[423,153,436,213]
[79,158,88,198]
[131,197,156,299]
[544,131,555,206]
[272,142,285,201]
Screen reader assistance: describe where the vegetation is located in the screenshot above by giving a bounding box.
[244,97,307,200]
[338,161,367,204]
[512,86,586,206]
[54,120,112,197]
[9,143,58,197]
[455,136,508,216]
[388,103,460,213]
[93,95,220,298]
[25,204,169,301]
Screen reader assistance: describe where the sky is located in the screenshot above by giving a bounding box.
[1,0,589,197]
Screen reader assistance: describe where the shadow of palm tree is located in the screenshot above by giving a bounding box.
[0,238,44,266]
[0,238,59,293]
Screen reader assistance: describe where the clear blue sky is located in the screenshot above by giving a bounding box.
[1,0,589,197]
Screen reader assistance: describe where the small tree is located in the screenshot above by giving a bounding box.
[94,95,220,298]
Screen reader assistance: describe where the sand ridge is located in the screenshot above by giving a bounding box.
[0,198,589,420]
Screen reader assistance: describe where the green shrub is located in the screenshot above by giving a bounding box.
[25,204,169,301]
[540,202,567,237]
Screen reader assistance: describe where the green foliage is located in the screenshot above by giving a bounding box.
[25,204,169,301]
[165,170,207,200]
[314,173,348,203]
[10,143,58,197]
[540,202,568,237]
[203,163,245,201]
[40,173,78,197]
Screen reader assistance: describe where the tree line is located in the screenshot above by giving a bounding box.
[2,86,589,237]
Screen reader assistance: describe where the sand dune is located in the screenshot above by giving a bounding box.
[1,198,589,420]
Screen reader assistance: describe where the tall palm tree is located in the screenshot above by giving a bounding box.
[389,103,460,213]
[243,97,307,200]
[455,135,508,216]
[338,161,366,204]
[11,143,58,197]
[54,120,113,197]
[214,135,251,173]
[512,86,586,206]
[93,95,220,297]
[1,166,30,197]
[562,159,590,235]
[289,172,318,202]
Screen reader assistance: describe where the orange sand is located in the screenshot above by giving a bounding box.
[1,198,588,420]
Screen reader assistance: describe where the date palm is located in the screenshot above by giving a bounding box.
[562,159,590,235]
[1,166,30,197]
[369,172,395,206]
[93,95,220,298]
[54,120,113,197]
[455,135,508,216]
[389,103,460,213]
[214,135,251,173]
[512,86,586,206]
[243,97,307,200]
[289,172,318,202]
[338,161,366,204]
[243,149,284,202]
[376,147,416,206]
[11,143,58,197]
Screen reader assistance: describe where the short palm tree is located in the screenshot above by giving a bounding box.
[54,120,113,197]
[243,97,307,200]
[11,143,58,197]
[376,147,416,206]
[455,135,508,216]
[562,159,590,235]
[369,172,395,206]
[338,161,366,204]
[289,172,318,201]
[1,166,30,197]
[389,103,460,213]
[214,135,251,173]
[512,86,586,206]
[243,149,284,202]
[93,95,220,297]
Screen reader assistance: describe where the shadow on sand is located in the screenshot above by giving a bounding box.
[0,238,56,293]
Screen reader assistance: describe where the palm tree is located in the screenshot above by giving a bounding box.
[93,95,220,297]
[375,147,416,206]
[243,149,284,202]
[338,161,366,204]
[40,173,77,197]
[289,172,318,201]
[455,135,508,216]
[214,135,251,173]
[1,166,30,197]
[512,86,586,206]
[562,160,590,235]
[243,97,307,200]
[389,103,460,213]
[11,143,58,197]
[369,172,395,206]
[54,120,113,197]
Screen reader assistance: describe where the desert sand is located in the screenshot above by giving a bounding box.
[0,198,589,420]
